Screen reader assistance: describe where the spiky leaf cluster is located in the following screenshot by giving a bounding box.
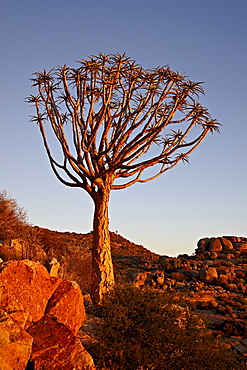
[27,53,220,194]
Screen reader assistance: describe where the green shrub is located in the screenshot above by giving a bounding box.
[92,284,242,370]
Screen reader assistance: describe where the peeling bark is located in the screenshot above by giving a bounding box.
[91,186,115,304]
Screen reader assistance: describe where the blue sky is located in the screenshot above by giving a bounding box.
[0,0,246,256]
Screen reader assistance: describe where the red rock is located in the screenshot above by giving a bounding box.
[27,315,95,370]
[0,309,33,370]
[209,238,222,253]
[45,279,85,334]
[0,260,61,328]
[133,272,147,287]
[199,267,218,282]
[240,242,247,254]
[220,237,233,250]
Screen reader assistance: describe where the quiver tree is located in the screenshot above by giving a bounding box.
[27,53,220,303]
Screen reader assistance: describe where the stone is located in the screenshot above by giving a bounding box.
[27,315,95,370]
[180,270,199,280]
[133,272,147,287]
[0,260,61,328]
[197,238,210,252]
[220,237,233,250]
[240,242,247,254]
[226,283,238,292]
[199,267,218,283]
[209,238,222,253]
[153,270,165,285]
[232,242,243,250]
[45,279,85,335]
[44,257,60,277]
[0,309,33,370]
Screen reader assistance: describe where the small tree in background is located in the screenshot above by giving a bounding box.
[27,53,220,303]
[0,190,27,241]
[0,190,41,260]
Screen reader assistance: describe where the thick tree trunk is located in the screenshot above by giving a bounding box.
[91,186,115,304]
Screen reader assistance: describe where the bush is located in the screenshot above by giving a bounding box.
[0,190,28,241]
[92,284,242,370]
[0,190,43,261]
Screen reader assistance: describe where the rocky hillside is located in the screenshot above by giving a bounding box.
[1,229,247,363]
[0,227,159,292]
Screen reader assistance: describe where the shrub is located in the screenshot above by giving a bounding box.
[92,284,242,370]
[0,190,43,261]
[0,190,27,241]
[233,278,245,285]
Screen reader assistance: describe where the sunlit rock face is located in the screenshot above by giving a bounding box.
[0,260,94,370]
[27,316,95,370]
[195,236,247,258]
[0,309,33,370]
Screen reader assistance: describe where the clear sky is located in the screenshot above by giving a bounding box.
[0,0,246,257]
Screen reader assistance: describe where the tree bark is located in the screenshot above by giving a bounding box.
[91,186,115,304]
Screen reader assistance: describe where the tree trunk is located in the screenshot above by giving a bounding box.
[91,186,115,304]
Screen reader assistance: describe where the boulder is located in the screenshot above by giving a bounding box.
[220,237,233,250]
[45,279,85,334]
[209,238,222,253]
[27,315,95,370]
[197,238,210,253]
[153,270,165,285]
[180,269,199,280]
[133,272,147,287]
[240,242,247,254]
[0,260,60,328]
[0,259,93,369]
[199,267,218,283]
[44,257,60,277]
[226,283,238,292]
[0,309,33,370]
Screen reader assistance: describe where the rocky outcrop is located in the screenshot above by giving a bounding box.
[0,260,94,370]
[196,236,247,258]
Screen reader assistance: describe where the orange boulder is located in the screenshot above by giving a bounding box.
[0,260,61,328]
[46,279,86,334]
[28,315,95,370]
